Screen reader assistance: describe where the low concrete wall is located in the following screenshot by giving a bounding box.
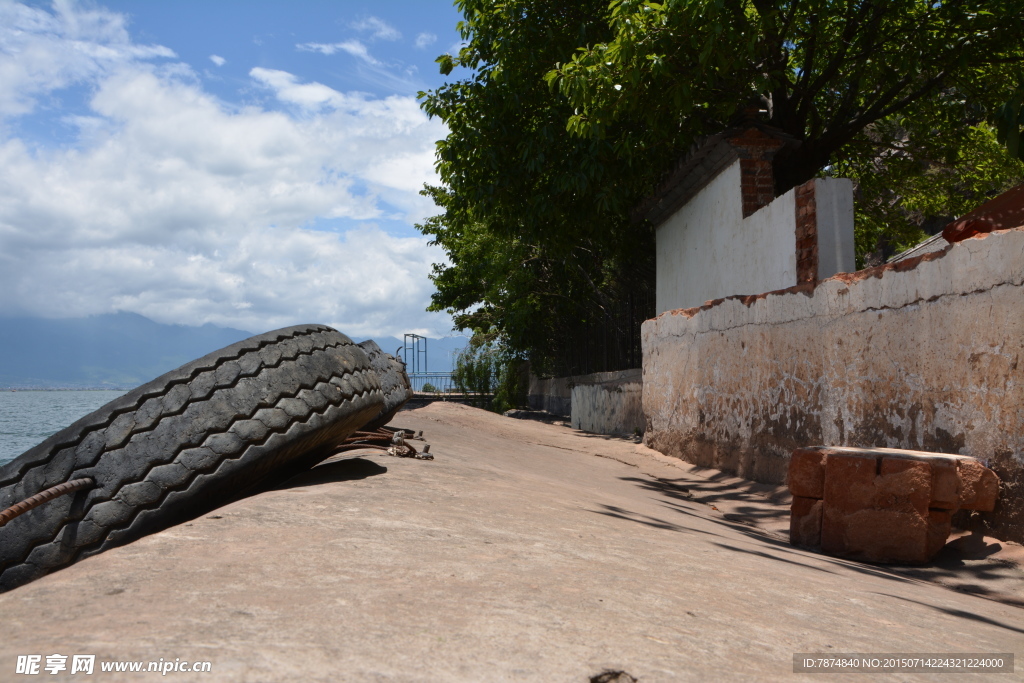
[529,369,643,436]
[527,375,573,416]
[570,369,644,437]
[642,228,1024,543]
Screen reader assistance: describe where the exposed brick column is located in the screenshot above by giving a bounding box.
[794,179,818,283]
[726,128,786,218]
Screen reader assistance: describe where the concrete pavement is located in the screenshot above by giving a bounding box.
[1,402,1021,681]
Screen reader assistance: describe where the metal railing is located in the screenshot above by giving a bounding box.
[407,372,455,394]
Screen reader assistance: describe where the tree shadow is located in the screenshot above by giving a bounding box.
[572,431,639,443]
[710,542,838,574]
[622,474,791,529]
[590,503,725,538]
[593,475,958,588]
[874,593,1024,635]
[613,473,1024,608]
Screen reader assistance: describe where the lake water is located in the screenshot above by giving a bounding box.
[0,390,126,466]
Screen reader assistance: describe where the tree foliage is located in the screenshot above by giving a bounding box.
[451,331,526,413]
[838,121,1024,266]
[996,73,1024,160]
[420,0,1024,367]
[419,1,656,374]
[550,0,1023,192]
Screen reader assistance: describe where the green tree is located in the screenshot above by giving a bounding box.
[419,0,656,375]
[996,73,1024,161]
[451,331,526,412]
[420,0,1024,365]
[550,0,1023,192]
[838,121,1024,266]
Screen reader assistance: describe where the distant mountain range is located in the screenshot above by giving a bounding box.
[0,313,467,389]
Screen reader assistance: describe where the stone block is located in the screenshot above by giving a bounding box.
[788,448,826,499]
[957,459,999,511]
[790,496,822,547]
[822,453,876,513]
[926,509,953,558]
[929,459,961,510]
[875,458,931,514]
[788,446,1000,564]
[837,508,929,564]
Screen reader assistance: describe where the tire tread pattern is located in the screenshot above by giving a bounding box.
[357,340,413,431]
[0,324,383,592]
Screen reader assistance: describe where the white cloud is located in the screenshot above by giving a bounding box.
[1,224,446,338]
[446,41,468,56]
[250,67,345,110]
[414,33,437,49]
[209,54,225,66]
[0,0,174,116]
[296,39,381,67]
[0,2,452,338]
[351,17,400,41]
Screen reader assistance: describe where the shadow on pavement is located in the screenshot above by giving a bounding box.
[275,457,388,490]
[612,471,1024,608]
[623,474,790,529]
[876,593,1024,634]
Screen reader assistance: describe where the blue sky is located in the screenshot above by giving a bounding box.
[0,0,470,338]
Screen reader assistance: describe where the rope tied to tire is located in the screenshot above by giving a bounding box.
[0,477,95,527]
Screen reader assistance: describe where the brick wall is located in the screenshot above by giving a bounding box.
[794,180,819,283]
[727,128,785,218]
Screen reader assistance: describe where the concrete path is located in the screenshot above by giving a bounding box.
[2,402,1021,681]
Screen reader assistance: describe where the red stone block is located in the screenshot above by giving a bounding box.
[823,453,876,513]
[788,448,826,499]
[957,459,999,511]
[929,459,960,510]
[926,509,953,558]
[791,446,996,564]
[875,458,931,514]
[790,496,822,547]
[840,508,929,564]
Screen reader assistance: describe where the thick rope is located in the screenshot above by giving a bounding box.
[0,477,95,527]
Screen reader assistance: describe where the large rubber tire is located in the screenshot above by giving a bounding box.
[357,340,413,431]
[0,325,383,592]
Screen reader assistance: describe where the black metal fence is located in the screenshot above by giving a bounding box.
[553,288,655,377]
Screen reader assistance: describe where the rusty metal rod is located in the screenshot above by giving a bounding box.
[332,427,431,459]
[0,477,95,527]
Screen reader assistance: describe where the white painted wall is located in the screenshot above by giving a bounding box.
[814,177,855,279]
[655,160,797,314]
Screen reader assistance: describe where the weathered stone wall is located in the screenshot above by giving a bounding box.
[642,228,1024,543]
[570,369,644,437]
[529,369,643,436]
